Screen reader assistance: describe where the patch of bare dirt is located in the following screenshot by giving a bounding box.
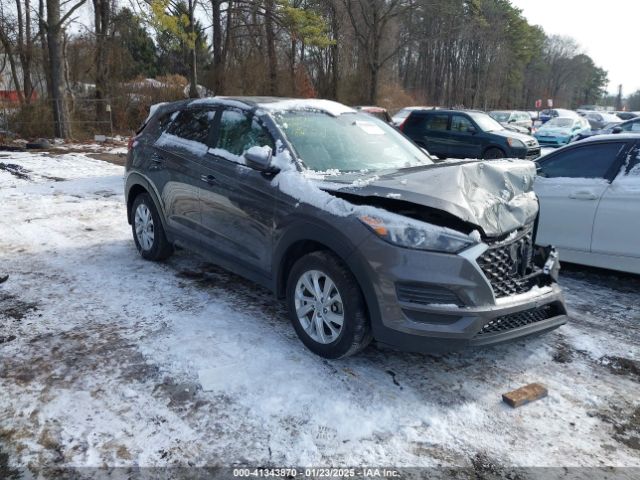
[0,293,38,321]
[599,356,640,382]
[85,152,126,166]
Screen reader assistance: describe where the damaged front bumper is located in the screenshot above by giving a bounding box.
[352,233,568,353]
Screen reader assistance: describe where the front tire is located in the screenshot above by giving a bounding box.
[483,147,505,159]
[131,193,173,261]
[286,251,372,359]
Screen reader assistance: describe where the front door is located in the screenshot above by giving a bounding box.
[535,141,628,252]
[198,107,278,273]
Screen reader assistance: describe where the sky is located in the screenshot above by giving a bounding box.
[510,0,640,96]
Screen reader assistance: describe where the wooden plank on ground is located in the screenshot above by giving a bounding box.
[502,383,548,408]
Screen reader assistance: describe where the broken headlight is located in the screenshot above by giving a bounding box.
[359,215,477,253]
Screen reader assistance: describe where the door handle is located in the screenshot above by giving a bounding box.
[200,174,217,185]
[568,190,598,200]
[150,152,164,168]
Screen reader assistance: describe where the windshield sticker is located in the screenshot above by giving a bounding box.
[354,121,385,135]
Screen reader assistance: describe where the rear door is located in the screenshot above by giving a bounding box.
[153,107,216,242]
[535,141,627,252]
[198,107,278,274]
[591,142,640,257]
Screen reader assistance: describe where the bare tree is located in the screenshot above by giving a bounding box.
[342,0,409,103]
[92,0,113,122]
[42,0,87,138]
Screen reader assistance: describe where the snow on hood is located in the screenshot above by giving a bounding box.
[319,160,539,238]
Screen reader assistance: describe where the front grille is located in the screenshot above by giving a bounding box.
[525,148,541,160]
[476,304,558,336]
[396,283,463,307]
[477,225,535,298]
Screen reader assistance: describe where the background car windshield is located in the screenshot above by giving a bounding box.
[490,112,511,122]
[275,112,433,172]
[467,112,503,132]
[546,118,574,128]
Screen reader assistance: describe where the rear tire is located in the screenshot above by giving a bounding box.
[131,192,173,261]
[286,251,372,359]
[483,147,505,159]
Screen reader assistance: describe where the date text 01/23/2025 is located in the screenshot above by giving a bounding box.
[232,468,401,478]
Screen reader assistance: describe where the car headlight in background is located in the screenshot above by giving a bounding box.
[507,138,526,148]
[359,215,477,253]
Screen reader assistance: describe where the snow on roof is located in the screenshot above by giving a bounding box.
[258,99,356,117]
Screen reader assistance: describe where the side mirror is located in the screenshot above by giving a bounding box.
[612,126,623,134]
[244,146,275,172]
[508,118,516,123]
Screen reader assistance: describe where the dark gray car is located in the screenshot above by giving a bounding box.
[125,97,567,358]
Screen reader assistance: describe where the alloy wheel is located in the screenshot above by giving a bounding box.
[294,270,344,344]
[134,203,155,251]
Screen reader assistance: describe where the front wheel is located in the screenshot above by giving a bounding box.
[286,251,372,359]
[483,147,505,159]
[131,193,173,261]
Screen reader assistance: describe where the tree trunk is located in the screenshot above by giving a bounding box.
[0,29,24,102]
[264,0,277,96]
[211,0,224,94]
[188,0,199,98]
[46,0,71,138]
[329,6,339,99]
[93,0,111,124]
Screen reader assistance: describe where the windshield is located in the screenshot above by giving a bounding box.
[467,112,504,132]
[489,111,511,122]
[545,118,574,128]
[274,111,433,172]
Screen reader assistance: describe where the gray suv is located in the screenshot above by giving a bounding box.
[125,97,567,358]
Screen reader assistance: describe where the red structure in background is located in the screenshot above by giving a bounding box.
[0,90,38,103]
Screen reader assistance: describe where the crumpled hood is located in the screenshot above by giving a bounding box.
[320,160,539,238]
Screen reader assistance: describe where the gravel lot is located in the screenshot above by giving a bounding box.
[0,149,639,476]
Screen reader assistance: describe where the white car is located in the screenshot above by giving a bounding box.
[534,134,640,274]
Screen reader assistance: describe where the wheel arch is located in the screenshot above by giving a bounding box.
[273,221,364,299]
[124,173,169,234]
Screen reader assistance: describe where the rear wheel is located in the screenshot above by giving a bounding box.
[131,193,173,261]
[483,147,505,159]
[286,251,372,359]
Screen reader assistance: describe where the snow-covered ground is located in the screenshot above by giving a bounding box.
[1,151,639,474]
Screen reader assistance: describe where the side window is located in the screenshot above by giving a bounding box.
[424,114,449,131]
[168,109,215,143]
[451,115,474,133]
[625,145,640,176]
[402,113,425,132]
[156,111,178,134]
[217,109,274,156]
[538,142,626,179]
[622,119,640,132]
